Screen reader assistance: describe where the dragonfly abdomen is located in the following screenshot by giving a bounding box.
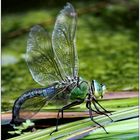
[10,86,56,125]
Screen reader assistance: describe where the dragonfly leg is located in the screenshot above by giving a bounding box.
[86,101,101,114]
[92,97,112,114]
[91,83,112,115]
[50,99,84,135]
[87,101,109,134]
[86,101,111,122]
[92,100,113,122]
[86,101,111,121]
[50,110,61,135]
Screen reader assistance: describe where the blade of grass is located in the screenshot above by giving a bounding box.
[8,106,138,140]
[63,118,138,140]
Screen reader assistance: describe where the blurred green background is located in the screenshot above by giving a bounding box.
[2,0,138,111]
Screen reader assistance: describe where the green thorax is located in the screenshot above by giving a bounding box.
[70,78,89,100]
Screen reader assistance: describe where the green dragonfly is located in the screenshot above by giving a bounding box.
[10,3,112,135]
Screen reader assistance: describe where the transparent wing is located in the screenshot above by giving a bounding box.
[19,96,47,120]
[17,86,67,121]
[26,25,64,86]
[52,3,79,78]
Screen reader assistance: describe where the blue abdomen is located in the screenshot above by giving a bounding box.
[10,86,56,125]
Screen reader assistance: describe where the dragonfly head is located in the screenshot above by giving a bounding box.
[92,80,106,99]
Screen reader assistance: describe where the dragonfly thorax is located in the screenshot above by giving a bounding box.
[60,76,78,87]
[66,76,78,84]
[70,78,89,100]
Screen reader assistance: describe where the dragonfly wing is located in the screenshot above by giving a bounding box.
[19,96,47,120]
[52,3,79,78]
[26,25,64,86]
[14,86,68,122]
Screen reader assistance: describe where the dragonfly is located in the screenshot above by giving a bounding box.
[10,3,112,135]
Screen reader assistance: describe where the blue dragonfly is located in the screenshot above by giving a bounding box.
[10,3,112,135]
